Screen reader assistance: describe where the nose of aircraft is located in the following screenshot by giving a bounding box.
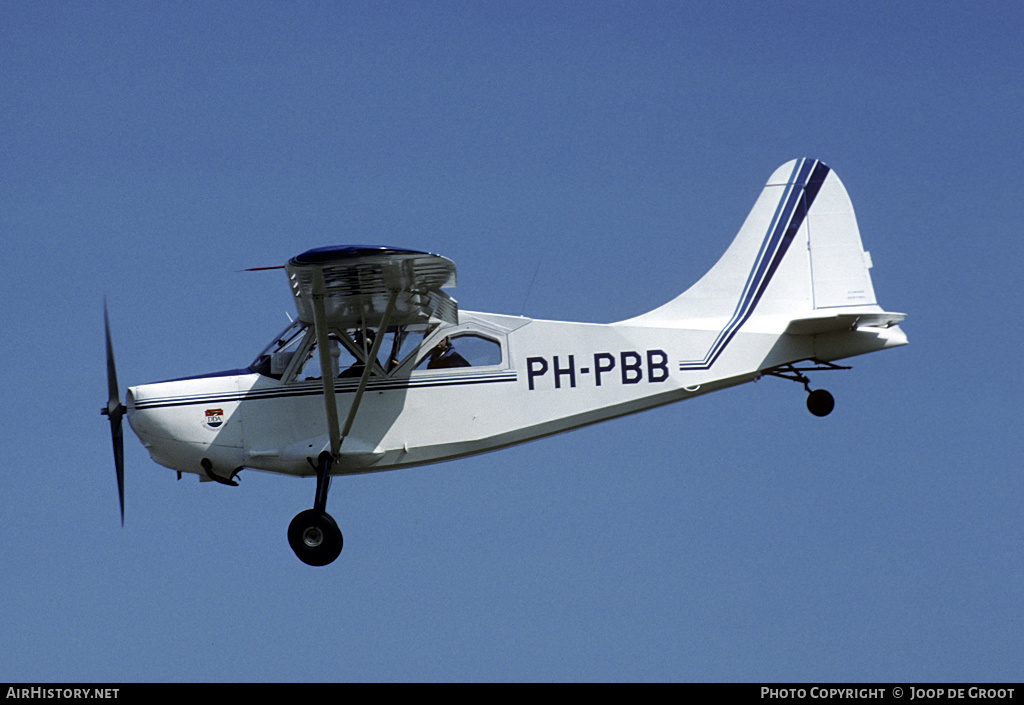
[125,379,250,477]
[124,384,194,471]
[124,387,154,442]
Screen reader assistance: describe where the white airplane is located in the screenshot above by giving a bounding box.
[103,158,907,566]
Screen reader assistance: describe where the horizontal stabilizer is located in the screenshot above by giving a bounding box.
[785,311,906,335]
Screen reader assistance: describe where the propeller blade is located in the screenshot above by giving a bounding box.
[103,301,126,526]
[110,406,125,526]
[104,301,120,411]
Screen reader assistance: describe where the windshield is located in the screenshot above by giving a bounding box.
[249,320,310,379]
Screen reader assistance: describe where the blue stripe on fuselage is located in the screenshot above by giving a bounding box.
[132,371,518,410]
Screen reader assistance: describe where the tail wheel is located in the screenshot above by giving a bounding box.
[806,389,835,417]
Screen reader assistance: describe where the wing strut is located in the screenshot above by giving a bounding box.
[340,291,397,442]
[310,267,398,460]
[311,268,343,458]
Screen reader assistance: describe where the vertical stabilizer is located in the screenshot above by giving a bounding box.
[623,159,879,331]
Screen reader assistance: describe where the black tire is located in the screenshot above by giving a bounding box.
[806,389,835,417]
[288,509,343,566]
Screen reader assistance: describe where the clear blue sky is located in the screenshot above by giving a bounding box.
[2,0,1021,682]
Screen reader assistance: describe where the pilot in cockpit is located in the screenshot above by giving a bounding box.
[426,336,470,369]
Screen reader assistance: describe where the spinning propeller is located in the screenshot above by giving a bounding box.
[102,302,126,526]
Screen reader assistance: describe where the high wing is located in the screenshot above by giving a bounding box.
[286,245,458,329]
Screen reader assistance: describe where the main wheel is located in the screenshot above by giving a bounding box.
[288,509,343,566]
[806,389,835,417]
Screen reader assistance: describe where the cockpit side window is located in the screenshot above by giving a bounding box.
[254,321,503,382]
[414,333,502,371]
[295,333,362,380]
[268,322,434,382]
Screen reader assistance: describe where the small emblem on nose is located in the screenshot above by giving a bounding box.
[204,408,224,429]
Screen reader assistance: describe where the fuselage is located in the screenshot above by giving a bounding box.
[127,308,907,481]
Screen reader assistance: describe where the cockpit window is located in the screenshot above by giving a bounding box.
[414,333,502,371]
[252,320,440,382]
[253,322,503,381]
[296,333,359,380]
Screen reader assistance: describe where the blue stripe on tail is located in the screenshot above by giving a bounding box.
[679,159,830,371]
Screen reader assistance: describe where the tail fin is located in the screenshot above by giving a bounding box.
[623,158,880,328]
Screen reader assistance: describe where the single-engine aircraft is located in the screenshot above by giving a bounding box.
[103,159,907,566]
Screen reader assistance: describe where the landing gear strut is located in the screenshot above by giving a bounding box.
[288,451,343,566]
[762,360,849,417]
